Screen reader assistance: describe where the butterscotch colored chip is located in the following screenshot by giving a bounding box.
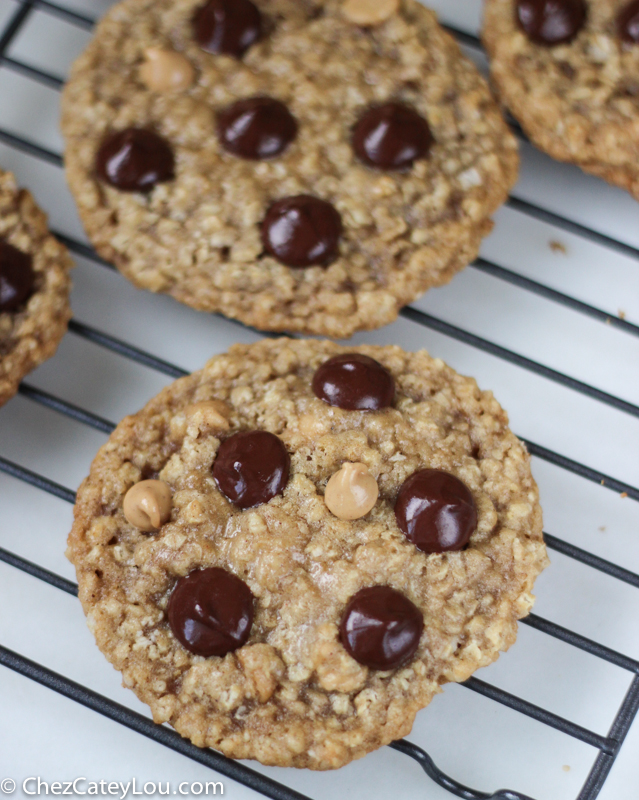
[61,0,518,338]
[342,0,399,26]
[0,170,72,407]
[139,47,195,92]
[483,0,639,199]
[325,462,379,520]
[123,479,173,531]
[67,339,548,770]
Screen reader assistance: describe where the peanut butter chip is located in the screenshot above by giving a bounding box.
[139,48,195,92]
[325,463,379,521]
[123,479,172,531]
[342,0,399,26]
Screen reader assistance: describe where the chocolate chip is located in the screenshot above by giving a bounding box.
[168,567,254,657]
[261,195,342,268]
[340,586,423,670]
[0,242,35,313]
[213,430,290,509]
[193,0,262,58]
[218,97,298,160]
[618,0,639,43]
[395,469,477,553]
[516,0,586,45]
[312,353,395,411]
[96,128,175,193]
[353,102,433,170]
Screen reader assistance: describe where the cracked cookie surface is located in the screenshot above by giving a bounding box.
[484,0,639,198]
[62,0,518,338]
[0,170,72,407]
[67,339,548,770]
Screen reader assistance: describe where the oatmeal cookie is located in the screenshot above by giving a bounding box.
[61,0,518,338]
[0,170,72,407]
[67,339,548,770]
[483,0,639,198]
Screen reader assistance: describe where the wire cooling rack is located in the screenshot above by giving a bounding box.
[1,0,639,798]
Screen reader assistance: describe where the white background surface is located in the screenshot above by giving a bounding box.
[1,0,639,797]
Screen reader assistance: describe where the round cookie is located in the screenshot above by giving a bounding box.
[484,0,639,199]
[0,170,72,407]
[67,339,548,770]
[61,0,518,338]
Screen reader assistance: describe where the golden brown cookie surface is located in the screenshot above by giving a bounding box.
[484,0,639,198]
[0,170,72,407]
[62,0,518,337]
[67,339,547,770]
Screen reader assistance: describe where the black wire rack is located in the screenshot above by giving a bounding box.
[0,1,638,797]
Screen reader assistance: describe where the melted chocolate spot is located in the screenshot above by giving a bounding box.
[96,128,175,193]
[261,195,342,268]
[516,0,586,45]
[0,241,35,313]
[193,0,262,58]
[213,430,290,509]
[353,102,433,170]
[168,567,254,657]
[312,353,395,411]
[340,586,423,670]
[395,469,477,554]
[218,97,298,160]
[618,0,639,43]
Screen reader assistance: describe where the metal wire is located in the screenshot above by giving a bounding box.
[0,645,315,800]
[0,1,638,798]
[399,306,639,419]
[471,258,639,339]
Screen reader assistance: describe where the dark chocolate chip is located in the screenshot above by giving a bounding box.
[395,469,477,554]
[193,0,262,58]
[515,0,586,45]
[0,241,35,313]
[261,195,342,268]
[312,353,395,411]
[340,586,423,671]
[218,97,298,160]
[618,0,639,43]
[213,430,290,509]
[168,567,254,657]
[96,128,175,193]
[352,102,433,170]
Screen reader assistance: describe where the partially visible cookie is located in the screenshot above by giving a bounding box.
[484,0,639,198]
[67,339,548,770]
[62,0,518,338]
[0,171,72,406]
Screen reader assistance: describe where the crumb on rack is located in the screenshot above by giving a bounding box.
[549,240,567,254]
[619,310,627,320]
